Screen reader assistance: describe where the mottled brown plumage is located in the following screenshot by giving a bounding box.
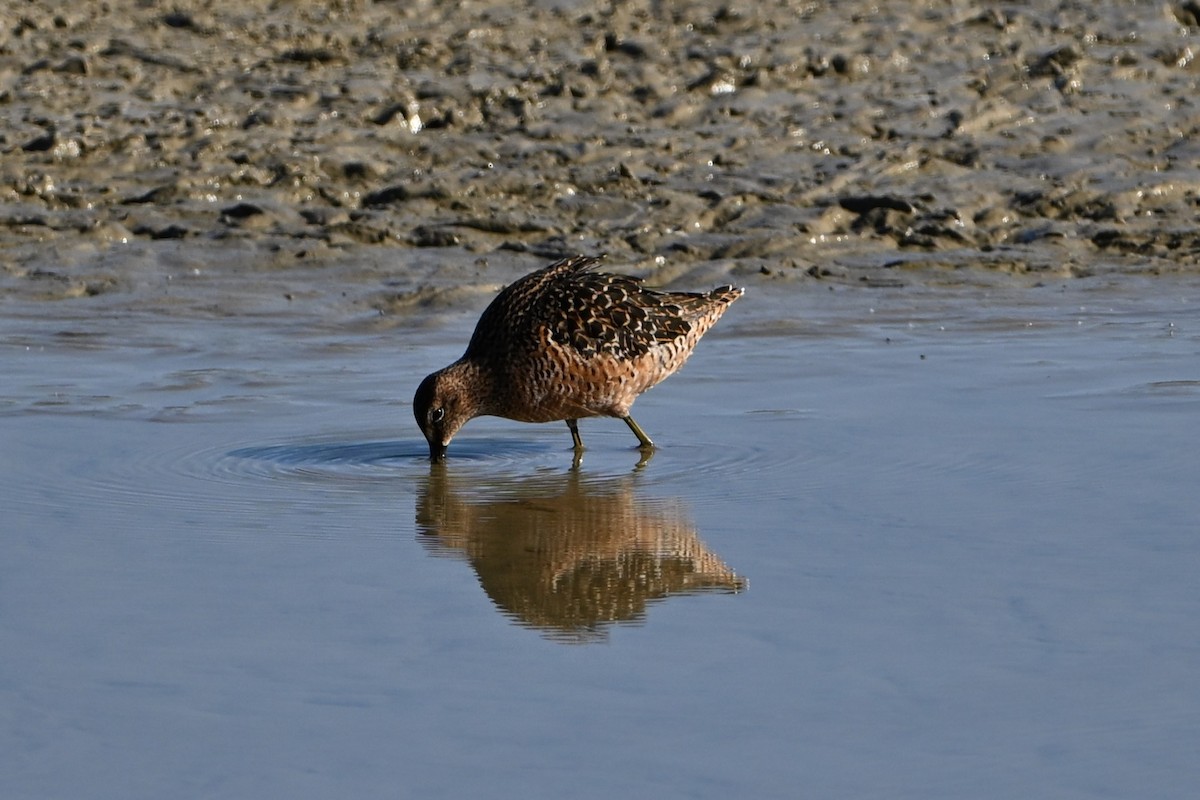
[414,255,742,460]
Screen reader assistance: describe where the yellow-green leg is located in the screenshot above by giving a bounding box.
[566,419,584,450]
[622,415,655,450]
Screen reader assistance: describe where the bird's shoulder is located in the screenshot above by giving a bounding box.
[466,256,694,360]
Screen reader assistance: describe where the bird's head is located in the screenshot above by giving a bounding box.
[413,365,479,461]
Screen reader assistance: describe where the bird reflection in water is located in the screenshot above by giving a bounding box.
[416,463,745,643]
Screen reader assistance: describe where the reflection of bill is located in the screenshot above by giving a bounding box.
[416,466,745,643]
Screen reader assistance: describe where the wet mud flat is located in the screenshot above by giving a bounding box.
[2,0,1200,317]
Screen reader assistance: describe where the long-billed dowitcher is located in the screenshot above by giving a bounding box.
[413,255,743,460]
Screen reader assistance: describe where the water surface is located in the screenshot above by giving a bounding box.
[3,278,1198,798]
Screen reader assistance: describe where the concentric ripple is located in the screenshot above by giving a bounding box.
[4,407,822,535]
[223,439,430,482]
[220,436,558,482]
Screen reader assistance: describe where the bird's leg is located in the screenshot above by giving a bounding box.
[622,415,655,450]
[566,419,584,450]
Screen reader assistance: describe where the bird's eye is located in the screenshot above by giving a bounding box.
[431,407,445,424]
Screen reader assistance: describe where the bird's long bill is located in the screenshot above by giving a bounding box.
[429,441,448,462]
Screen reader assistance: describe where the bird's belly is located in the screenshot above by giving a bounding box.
[502,383,618,422]
[496,355,652,422]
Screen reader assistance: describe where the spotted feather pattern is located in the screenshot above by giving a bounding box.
[466,255,735,361]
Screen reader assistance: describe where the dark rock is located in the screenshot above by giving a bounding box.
[838,195,916,215]
[22,131,56,152]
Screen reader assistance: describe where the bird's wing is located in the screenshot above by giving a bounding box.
[465,256,715,360]
[538,268,698,359]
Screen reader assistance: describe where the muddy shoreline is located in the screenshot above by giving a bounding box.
[3,0,1200,318]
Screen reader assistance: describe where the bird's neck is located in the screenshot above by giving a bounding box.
[445,358,498,418]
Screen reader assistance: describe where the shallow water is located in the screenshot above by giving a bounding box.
[3,276,1198,798]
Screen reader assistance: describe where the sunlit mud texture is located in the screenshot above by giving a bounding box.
[416,466,745,642]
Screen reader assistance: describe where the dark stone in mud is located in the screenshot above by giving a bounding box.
[363,183,450,207]
[130,221,189,240]
[122,186,177,205]
[221,203,265,221]
[362,186,414,207]
[278,48,339,65]
[839,196,917,215]
[22,131,56,152]
[160,11,197,29]
[151,225,190,240]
